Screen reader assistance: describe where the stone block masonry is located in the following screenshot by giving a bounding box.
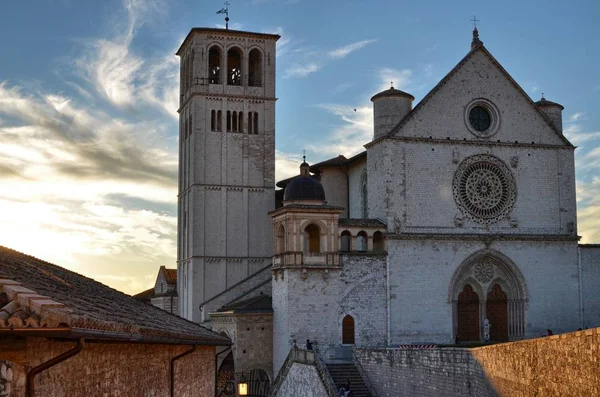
[1,337,216,397]
[356,327,600,396]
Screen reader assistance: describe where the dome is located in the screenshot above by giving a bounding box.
[283,175,326,202]
[370,87,414,102]
[534,97,564,110]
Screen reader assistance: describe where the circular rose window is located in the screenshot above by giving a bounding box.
[452,154,516,224]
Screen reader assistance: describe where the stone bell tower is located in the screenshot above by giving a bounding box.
[176,28,280,322]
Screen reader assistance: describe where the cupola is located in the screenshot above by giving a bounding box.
[535,95,564,133]
[283,160,326,204]
[371,83,415,140]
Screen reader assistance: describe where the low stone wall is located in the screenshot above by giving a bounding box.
[356,327,600,397]
[1,337,216,397]
[275,362,328,397]
[355,348,496,397]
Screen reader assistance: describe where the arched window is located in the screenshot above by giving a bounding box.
[248,112,253,134]
[373,231,384,253]
[238,112,243,133]
[226,111,231,132]
[276,225,286,254]
[232,111,238,132]
[208,46,221,84]
[248,48,262,87]
[211,110,216,131]
[361,171,368,219]
[357,231,367,252]
[217,110,222,132]
[227,47,242,86]
[189,114,192,136]
[253,112,259,134]
[304,224,320,253]
[342,315,355,345]
[340,230,351,252]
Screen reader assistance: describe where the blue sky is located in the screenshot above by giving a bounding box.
[0,0,598,294]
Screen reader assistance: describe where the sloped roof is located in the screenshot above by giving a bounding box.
[383,43,573,147]
[0,246,230,345]
[132,288,154,303]
[161,266,177,285]
[339,219,387,228]
[215,295,273,314]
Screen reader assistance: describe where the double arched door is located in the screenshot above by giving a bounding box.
[457,283,508,342]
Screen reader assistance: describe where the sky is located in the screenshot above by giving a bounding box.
[0,0,598,295]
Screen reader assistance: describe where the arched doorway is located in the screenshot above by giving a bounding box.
[487,284,508,341]
[457,284,480,342]
[247,368,271,397]
[342,315,355,345]
[216,352,235,396]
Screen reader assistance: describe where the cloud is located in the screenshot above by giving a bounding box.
[75,0,178,118]
[306,104,373,157]
[275,150,304,183]
[285,62,321,78]
[328,39,378,59]
[284,38,377,78]
[569,112,586,122]
[377,67,412,92]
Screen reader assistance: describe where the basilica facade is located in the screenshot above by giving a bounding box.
[175,26,600,382]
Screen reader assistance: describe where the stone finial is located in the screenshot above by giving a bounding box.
[471,28,483,49]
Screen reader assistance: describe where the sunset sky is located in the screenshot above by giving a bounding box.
[0,0,598,294]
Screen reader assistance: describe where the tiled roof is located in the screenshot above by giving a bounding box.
[0,246,230,345]
[162,267,177,285]
[132,288,153,303]
[269,204,345,215]
[216,295,273,314]
[339,218,387,228]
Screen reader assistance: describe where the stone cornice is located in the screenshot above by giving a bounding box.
[179,92,277,112]
[364,135,576,150]
[387,233,580,242]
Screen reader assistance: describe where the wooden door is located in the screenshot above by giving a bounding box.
[457,284,480,341]
[487,284,508,341]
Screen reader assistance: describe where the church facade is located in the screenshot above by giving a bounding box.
[175,26,600,381]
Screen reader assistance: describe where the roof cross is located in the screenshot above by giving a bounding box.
[471,16,480,29]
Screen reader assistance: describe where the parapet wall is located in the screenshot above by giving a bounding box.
[356,327,600,397]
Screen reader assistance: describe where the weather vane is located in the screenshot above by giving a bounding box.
[216,1,230,29]
[471,16,480,29]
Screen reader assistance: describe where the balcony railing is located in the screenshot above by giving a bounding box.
[272,251,340,268]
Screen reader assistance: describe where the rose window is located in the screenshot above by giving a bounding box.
[453,155,516,224]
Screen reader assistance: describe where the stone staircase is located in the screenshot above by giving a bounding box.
[326,362,372,397]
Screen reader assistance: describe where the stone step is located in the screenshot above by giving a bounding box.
[326,363,372,397]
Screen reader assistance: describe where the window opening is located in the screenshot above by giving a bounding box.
[373,231,384,253]
[227,48,242,86]
[238,112,243,133]
[340,231,351,252]
[248,49,262,87]
[253,112,259,134]
[232,111,238,132]
[304,224,321,253]
[357,231,367,252]
[211,110,216,131]
[217,110,222,132]
[208,46,221,84]
[227,111,231,132]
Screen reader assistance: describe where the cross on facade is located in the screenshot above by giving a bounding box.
[471,16,480,29]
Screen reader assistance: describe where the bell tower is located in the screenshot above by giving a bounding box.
[176,28,280,322]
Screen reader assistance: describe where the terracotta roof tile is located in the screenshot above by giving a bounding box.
[163,268,177,284]
[0,246,230,345]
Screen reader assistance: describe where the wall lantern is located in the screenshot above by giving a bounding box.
[238,372,248,396]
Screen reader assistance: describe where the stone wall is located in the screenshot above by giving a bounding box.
[356,328,600,397]
[2,338,216,397]
[274,362,328,397]
[273,255,387,375]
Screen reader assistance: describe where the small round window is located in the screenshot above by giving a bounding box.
[469,106,491,132]
[464,99,500,138]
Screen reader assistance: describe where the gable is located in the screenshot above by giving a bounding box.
[391,46,571,147]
